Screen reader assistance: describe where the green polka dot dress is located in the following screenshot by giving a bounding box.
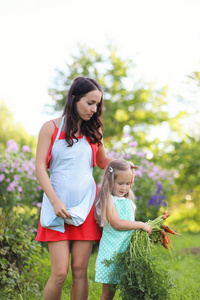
[95,195,135,284]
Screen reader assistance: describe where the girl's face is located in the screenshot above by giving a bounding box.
[112,170,133,198]
[76,89,102,121]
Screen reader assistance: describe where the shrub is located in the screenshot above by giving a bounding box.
[0,139,42,211]
[95,134,177,221]
[0,212,42,299]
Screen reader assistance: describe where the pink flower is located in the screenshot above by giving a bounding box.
[128,141,138,147]
[22,162,29,172]
[7,140,19,153]
[22,145,31,153]
[135,151,147,157]
[135,169,143,178]
[14,175,20,181]
[18,186,23,192]
[0,174,5,182]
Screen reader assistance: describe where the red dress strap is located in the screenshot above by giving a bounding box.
[86,137,98,168]
[46,121,58,169]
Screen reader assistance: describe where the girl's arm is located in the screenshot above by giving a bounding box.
[109,203,152,234]
[35,121,71,219]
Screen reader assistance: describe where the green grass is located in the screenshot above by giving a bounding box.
[1,233,200,300]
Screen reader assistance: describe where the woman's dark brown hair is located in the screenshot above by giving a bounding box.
[63,76,103,147]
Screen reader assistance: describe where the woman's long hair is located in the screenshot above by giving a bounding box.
[63,76,103,147]
[95,159,135,226]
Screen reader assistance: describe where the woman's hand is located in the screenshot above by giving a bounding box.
[53,201,71,219]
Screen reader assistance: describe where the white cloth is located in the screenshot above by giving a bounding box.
[40,116,96,233]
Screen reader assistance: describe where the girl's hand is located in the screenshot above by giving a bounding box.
[142,223,152,234]
[53,201,71,219]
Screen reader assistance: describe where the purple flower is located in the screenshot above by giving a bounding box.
[13,160,20,169]
[7,140,19,153]
[22,162,30,172]
[135,151,147,157]
[14,175,20,181]
[135,169,143,178]
[36,202,42,207]
[7,181,18,191]
[18,186,22,192]
[128,141,138,147]
[22,145,31,153]
[0,174,5,182]
[149,181,166,206]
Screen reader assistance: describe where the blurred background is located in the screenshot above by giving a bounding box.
[1,0,200,229]
[0,1,200,298]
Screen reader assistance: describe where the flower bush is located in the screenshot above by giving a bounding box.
[0,212,42,299]
[0,139,42,212]
[0,140,43,298]
[94,134,177,221]
[1,138,176,223]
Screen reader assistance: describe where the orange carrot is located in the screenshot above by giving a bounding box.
[162,237,169,250]
[161,225,179,235]
[162,241,169,250]
[160,230,170,250]
[162,213,171,220]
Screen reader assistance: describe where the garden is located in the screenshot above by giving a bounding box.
[0,139,199,300]
[1,46,200,299]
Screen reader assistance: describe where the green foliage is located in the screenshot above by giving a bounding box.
[104,245,174,299]
[0,100,37,153]
[102,136,176,222]
[166,203,200,233]
[103,215,176,299]
[48,44,170,148]
[153,136,200,231]
[0,233,199,299]
[0,140,42,212]
[48,43,199,230]
[0,212,42,299]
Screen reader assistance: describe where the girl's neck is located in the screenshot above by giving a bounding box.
[112,194,126,198]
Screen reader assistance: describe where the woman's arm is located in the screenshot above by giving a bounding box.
[96,137,113,169]
[96,144,113,169]
[35,121,71,219]
[109,203,152,234]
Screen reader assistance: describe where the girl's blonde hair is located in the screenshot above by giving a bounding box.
[95,159,136,226]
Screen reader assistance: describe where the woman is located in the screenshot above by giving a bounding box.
[35,77,113,300]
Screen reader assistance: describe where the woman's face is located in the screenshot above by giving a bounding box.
[76,89,102,121]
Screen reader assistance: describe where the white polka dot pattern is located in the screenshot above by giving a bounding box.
[95,196,135,284]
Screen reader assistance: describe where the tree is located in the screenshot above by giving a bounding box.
[48,45,171,149]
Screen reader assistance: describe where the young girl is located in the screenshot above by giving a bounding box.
[95,159,152,300]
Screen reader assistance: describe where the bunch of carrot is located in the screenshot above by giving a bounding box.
[148,209,180,252]
[106,210,177,299]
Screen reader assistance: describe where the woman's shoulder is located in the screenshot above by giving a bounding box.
[39,117,62,137]
[51,116,63,128]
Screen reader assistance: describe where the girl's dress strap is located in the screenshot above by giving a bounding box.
[55,115,65,141]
